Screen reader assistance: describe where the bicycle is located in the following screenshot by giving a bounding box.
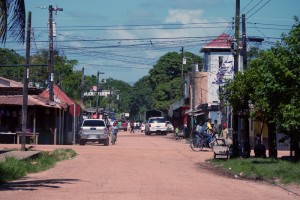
[190,132,216,152]
[111,133,116,145]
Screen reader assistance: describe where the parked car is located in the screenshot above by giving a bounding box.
[140,122,146,132]
[78,119,109,146]
[118,120,128,131]
[145,117,168,135]
[166,121,174,133]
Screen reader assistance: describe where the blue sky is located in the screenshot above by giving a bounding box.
[3,0,300,84]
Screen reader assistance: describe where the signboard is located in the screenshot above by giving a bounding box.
[276,133,290,150]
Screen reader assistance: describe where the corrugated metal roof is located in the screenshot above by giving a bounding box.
[0,77,23,88]
[0,95,62,109]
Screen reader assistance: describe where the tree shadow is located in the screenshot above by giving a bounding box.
[0,178,80,191]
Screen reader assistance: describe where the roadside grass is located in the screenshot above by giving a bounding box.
[0,148,77,183]
[210,157,300,185]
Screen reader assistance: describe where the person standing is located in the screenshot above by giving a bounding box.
[221,123,232,145]
[130,120,135,133]
[111,121,119,144]
[213,119,220,138]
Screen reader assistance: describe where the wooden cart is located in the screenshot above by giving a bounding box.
[213,139,230,159]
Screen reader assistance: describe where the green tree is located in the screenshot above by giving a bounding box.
[148,51,202,115]
[130,76,153,120]
[0,48,24,80]
[100,78,132,114]
[223,17,300,159]
[0,0,26,43]
[30,50,78,89]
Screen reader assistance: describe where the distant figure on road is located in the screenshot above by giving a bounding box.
[111,121,119,144]
[130,120,135,133]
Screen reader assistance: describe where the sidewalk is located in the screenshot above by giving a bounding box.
[0,150,40,162]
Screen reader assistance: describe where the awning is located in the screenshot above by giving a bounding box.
[0,95,62,109]
[184,109,205,116]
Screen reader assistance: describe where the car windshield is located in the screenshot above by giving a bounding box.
[83,120,105,127]
[149,118,166,123]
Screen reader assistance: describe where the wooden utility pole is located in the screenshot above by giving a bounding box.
[242,13,250,157]
[191,63,196,138]
[234,0,240,74]
[180,47,184,100]
[232,0,240,157]
[96,71,100,118]
[81,67,85,104]
[96,71,104,118]
[21,12,32,151]
[48,5,63,101]
[242,14,247,70]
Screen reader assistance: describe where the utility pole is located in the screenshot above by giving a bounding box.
[81,67,84,104]
[96,71,104,118]
[191,63,196,138]
[234,0,240,74]
[242,14,247,70]
[48,5,63,101]
[232,0,240,157]
[109,84,112,112]
[180,47,184,101]
[242,13,250,157]
[21,12,32,151]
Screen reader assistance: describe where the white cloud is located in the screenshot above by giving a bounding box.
[164,9,205,24]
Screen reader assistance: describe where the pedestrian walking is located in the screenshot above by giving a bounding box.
[130,120,135,133]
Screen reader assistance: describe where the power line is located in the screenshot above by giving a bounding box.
[241,0,255,12]
[245,0,264,15]
[248,0,272,19]
[77,63,151,70]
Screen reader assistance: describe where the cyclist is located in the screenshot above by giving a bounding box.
[111,121,119,144]
[199,118,214,147]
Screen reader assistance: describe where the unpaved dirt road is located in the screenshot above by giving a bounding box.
[0,131,299,200]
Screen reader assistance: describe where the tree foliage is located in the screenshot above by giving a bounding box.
[0,0,26,43]
[0,48,24,80]
[223,17,300,158]
[147,51,202,115]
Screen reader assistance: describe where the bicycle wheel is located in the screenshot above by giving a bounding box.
[190,138,203,152]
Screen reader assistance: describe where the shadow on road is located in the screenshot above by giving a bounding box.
[0,178,80,191]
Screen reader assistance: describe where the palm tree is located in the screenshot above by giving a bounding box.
[0,0,26,43]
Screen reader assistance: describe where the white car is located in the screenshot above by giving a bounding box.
[145,117,168,135]
[166,121,174,133]
[78,119,109,146]
[140,122,146,132]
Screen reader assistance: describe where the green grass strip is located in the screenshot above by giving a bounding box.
[210,158,300,185]
[0,148,77,183]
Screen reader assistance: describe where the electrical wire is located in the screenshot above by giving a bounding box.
[245,0,264,16]
[241,0,255,12]
[248,0,272,20]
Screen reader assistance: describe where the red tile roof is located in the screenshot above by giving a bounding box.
[40,85,75,106]
[201,33,233,51]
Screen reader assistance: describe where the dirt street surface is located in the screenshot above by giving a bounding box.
[1,131,299,200]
